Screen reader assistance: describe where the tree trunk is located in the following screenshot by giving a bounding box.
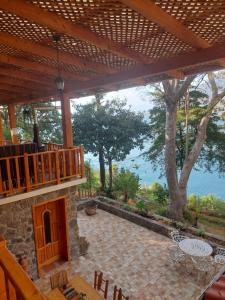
[165,102,184,220]
[98,147,105,191]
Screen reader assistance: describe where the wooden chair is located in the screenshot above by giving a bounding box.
[50,270,69,291]
[94,271,109,299]
[113,286,129,300]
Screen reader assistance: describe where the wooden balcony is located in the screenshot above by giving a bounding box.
[0,144,85,197]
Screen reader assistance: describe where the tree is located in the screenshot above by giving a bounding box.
[16,102,62,143]
[73,96,148,191]
[146,72,225,220]
[113,168,140,202]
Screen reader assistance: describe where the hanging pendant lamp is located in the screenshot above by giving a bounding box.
[53,34,64,92]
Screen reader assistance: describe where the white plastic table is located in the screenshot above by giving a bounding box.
[179,238,213,257]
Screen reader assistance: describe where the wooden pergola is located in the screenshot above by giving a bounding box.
[0,0,225,147]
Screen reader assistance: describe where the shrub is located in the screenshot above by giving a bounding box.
[113,168,140,202]
[155,206,168,217]
[135,199,148,215]
[139,182,169,205]
[196,228,205,237]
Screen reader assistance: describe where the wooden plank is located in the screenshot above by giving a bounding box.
[14,157,21,191]
[0,76,53,91]
[0,32,114,75]
[5,159,13,194]
[0,68,53,86]
[70,275,104,300]
[0,53,87,82]
[6,42,225,107]
[23,153,31,192]
[32,155,38,186]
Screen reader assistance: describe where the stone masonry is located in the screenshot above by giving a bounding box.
[0,187,79,280]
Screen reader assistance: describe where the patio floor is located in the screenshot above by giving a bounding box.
[36,209,211,300]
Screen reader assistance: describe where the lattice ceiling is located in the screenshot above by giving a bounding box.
[0,0,224,104]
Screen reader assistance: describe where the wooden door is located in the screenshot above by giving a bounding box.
[32,198,68,272]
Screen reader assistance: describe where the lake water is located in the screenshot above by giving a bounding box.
[85,148,225,200]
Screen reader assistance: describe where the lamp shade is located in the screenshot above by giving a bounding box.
[55,76,64,91]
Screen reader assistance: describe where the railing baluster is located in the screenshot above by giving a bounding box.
[48,153,52,181]
[6,159,13,194]
[0,164,3,193]
[24,153,31,192]
[62,151,66,177]
[69,150,73,176]
[14,157,21,191]
[32,155,38,186]
[40,154,46,184]
[55,151,60,184]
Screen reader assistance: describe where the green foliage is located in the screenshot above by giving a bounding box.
[155,206,168,217]
[145,79,225,174]
[135,199,148,215]
[73,97,148,190]
[15,102,62,143]
[123,204,134,212]
[188,193,225,213]
[79,161,100,190]
[139,182,168,205]
[196,228,205,237]
[113,168,140,202]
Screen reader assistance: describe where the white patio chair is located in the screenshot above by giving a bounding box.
[169,245,186,265]
[214,247,225,265]
[170,230,186,244]
[191,256,215,284]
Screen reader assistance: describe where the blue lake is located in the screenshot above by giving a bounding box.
[85,148,225,200]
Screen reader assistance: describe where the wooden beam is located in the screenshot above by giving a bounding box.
[0,32,114,75]
[3,43,225,106]
[120,0,209,49]
[65,42,225,95]
[120,0,225,67]
[0,83,30,94]
[0,68,53,86]
[0,0,150,64]
[8,103,18,143]
[0,54,87,82]
[0,76,53,91]
[61,95,73,148]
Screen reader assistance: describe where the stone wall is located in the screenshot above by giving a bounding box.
[0,187,79,280]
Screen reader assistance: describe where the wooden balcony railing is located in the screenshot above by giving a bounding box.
[0,145,85,196]
[0,140,12,146]
[43,142,63,151]
[0,237,44,300]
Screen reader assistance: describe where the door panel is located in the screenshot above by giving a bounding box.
[33,198,68,271]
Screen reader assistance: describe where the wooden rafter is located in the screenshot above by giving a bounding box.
[0,54,86,82]
[120,0,209,48]
[0,68,53,86]
[3,42,225,106]
[0,0,150,64]
[120,0,225,67]
[0,83,31,94]
[0,76,52,91]
[0,32,114,75]
[65,42,225,96]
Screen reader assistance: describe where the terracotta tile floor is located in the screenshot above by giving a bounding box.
[35,209,214,300]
